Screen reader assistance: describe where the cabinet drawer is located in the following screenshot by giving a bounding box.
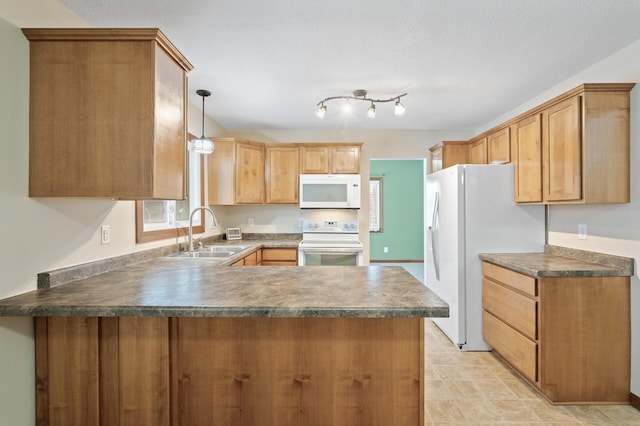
[483,311,537,383]
[482,262,537,296]
[261,248,297,262]
[483,279,537,340]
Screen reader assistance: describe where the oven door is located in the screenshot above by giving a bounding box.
[298,248,363,266]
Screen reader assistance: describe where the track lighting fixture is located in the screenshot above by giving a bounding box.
[189,89,215,154]
[316,90,407,118]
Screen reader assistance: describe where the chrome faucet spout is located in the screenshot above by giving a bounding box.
[188,206,217,251]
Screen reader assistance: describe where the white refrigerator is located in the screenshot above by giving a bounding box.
[425,164,545,351]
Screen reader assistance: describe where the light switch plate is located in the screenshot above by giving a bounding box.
[101,225,111,244]
[578,224,587,240]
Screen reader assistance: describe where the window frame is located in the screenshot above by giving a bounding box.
[135,136,206,243]
[369,177,383,233]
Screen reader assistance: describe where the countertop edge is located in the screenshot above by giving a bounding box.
[479,248,634,278]
[0,306,449,319]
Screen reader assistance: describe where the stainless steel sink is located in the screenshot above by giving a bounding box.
[202,245,250,253]
[172,251,234,258]
[166,245,250,259]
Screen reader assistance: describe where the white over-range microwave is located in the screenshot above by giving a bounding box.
[299,174,361,209]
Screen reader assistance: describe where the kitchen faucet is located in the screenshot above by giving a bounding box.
[188,206,217,251]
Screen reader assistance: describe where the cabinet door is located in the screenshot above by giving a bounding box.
[429,146,443,173]
[331,145,360,174]
[513,115,543,203]
[469,138,487,164]
[235,141,265,204]
[542,96,581,202]
[266,145,299,204]
[207,140,235,205]
[300,146,330,174]
[487,128,511,164]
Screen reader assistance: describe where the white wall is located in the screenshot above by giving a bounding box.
[476,38,640,397]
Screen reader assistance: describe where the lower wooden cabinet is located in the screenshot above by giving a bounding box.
[482,262,630,403]
[35,316,424,426]
[261,248,298,266]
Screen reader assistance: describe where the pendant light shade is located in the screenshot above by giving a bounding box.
[189,89,214,154]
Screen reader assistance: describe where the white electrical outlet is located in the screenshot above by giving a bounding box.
[578,224,587,240]
[101,225,111,244]
[383,247,389,253]
[248,218,254,227]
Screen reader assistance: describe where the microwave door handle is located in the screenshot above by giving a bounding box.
[430,192,440,280]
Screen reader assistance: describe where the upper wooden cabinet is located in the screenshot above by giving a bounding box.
[266,144,299,204]
[487,128,511,164]
[300,143,362,174]
[208,138,265,205]
[512,114,543,203]
[469,137,488,164]
[428,83,634,204]
[428,141,468,173]
[23,28,193,199]
[530,85,632,204]
[542,96,582,202]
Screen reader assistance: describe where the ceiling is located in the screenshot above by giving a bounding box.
[12,0,640,130]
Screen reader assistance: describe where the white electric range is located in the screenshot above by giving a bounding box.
[297,219,364,266]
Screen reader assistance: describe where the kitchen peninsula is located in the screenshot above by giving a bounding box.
[0,246,447,426]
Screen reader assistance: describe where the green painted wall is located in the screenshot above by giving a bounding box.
[370,159,424,261]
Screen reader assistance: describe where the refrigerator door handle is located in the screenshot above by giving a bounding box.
[431,192,440,280]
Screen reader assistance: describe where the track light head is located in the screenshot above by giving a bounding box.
[316,103,327,118]
[367,102,376,118]
[394,98,406,115]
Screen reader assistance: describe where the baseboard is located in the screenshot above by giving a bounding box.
[370,259,423,263]
[631,392,640,411]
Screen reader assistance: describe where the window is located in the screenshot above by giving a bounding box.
[369,177,383,232]
[135,143,205,243]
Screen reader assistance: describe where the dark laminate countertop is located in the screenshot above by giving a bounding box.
[0,239,448,318]
[479,245,634,278]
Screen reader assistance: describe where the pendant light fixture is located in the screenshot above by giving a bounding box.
[189,89,214,154]
[316,90,407,119]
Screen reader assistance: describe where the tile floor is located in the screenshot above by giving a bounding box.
[375,262,640,425]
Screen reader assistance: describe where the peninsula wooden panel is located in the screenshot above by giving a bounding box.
[100,317,170,426]
[35,317,99,426]
[173,317,422,426]
[36,317,423,425]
